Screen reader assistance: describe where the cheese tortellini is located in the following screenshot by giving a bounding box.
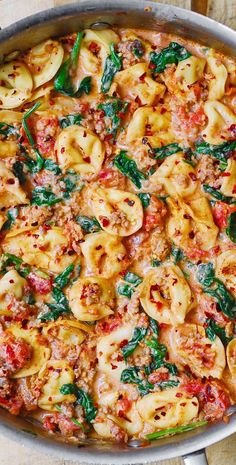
[0,161,29,207]
[68,276,115,321]
[126,106,171,144]
[220,159,236,198]
[216,250,236,298]
[90,187,143,236]
[156,153,198,198]
[0,61,33,109]
[167,197,218,251]
[139,264,194,325]
[7,326,50,378]
[25,40,64,88]
[203,101,236,144]
[97,325,134,380]
[42,320,92,345]
[170,324,226,379]
[114,63,165,105]
[0,270,26,315]
[79,29,119,77]
[81,231,127,278]
[175,55,206,88]
[37,360,75,411]
[226,339,236,377]
[2,226,75,273]
[137,389,199,430]
[56,125,105,176]
[207,52,228,100]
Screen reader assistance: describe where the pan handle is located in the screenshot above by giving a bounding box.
[182,449,208,465]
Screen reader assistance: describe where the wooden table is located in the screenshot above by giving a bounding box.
[0,0,236,463]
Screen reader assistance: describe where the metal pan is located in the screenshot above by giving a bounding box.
[0,2,236,464]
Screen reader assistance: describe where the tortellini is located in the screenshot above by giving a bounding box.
[0,160,29,207]
[97,325,134,380]
[207,52,228,100]
[68,276,115,321]
[2,226,75,273]
[139,264,194,325]
[79,29,119,76]
[114,63,165,105]
[170,324,226,379]
[126,106,171,144]
[81,231,127,278]
[215,250,236,298]
[156,153,198,198]
[7,326,50,378]
[0,61,33,109]
[226,339,236,377]
[203,101,236,144]
[94,406,143,438]
[90,187,143,236]
[220,159,236,198]
[42,319,92,345]
[167,197,218,251]
[175,56,206,88]
[56,125,105,176]
[0,270,26,315]
[37,360,75,411]
[136,389,199,429]
[25,40,64,88]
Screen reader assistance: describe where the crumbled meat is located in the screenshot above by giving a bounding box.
[150,230,170,261]
[0,333,32,376]
[196,154,220,185]
[117,39,144,69]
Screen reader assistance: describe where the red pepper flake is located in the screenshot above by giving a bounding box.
[149,62,156,70]
[88,41,101,55]
[6,178,15,185]
[101,217,110,227]
[160,107,167,114]
[221,172,230,177]
[119,339,128,348]
[83,156,91,163]
[104,133,113,141]
[233,185,236,194]
[124,198,135,206]
[139,72,146,82]
[61,147,65,154]
[111,363,118,370]
[229,124,236,136]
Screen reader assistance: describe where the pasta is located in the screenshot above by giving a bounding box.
[0,25,235,445]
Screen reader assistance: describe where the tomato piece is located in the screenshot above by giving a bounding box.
[96,314,122,335]
[117,397,132,418]
[185,247,208,260]
[43,415,58,432]
[0,335,31,372]
[212,202,236,229]
[189,106,205,125]
[27,272,53,295]
[98,168,126,189]
[143,196,167,232]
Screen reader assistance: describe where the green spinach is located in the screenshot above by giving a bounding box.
[120,367,154,396]
[31,187,61,206]
[117,271,143,298]
[122,327,147,360]
[59,114,83,129]
[60,383,97,422]
[151,143,182,160]
[54,264,75,289]
[1,207,18,232]
[101,43,122,93]
[205,318,232,346]
[146,421,208,440]
[150,42,191,73]
[54,31,84,96]
[226,211,236,243]
[98,98,129,137]
[137,193,151,208]
[203,184,236,205]
[114,151,146,188]
[76,215,101,233]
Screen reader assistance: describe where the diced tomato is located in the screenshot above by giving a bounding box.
[185,247,208,260]
[96,314,122,335]
[117,397,132,418]
[43,415,58,432]
[143,196,167,232]
[189,106,205,125]
[148,371,169,384]
[35,116,59,155]
[0,395,23,415]
[212,202,236,229]
[98,168,126,189]
[0,335,31,372]
[27,272,53,295]
[182,378,231,421]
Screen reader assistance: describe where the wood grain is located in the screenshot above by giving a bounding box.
[0,0,235,464]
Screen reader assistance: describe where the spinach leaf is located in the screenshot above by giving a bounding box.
[117,272,143,298]
[151,258,161,267]
[146,337,178,375]
[59,114,83,129]
[203,184,236,205]
[158,380,180,390]
[205,318,232,346]
[122,327,147,360]
[0,122,19,138]
[226,211,236,243]
[61,170,84,199]
[197,263,236,319]
[12,161,26,184]
[31,187,61,206]
[60,383,97,422]
[152,143,182,160]
[0,253,30,278]
[40,286,70,321]
[22,102,45,173]
[137,193,151,208]
[131,39,144,58]
[120,367,154,396]
[54,264,75,289]
[98,98,129,137]
[101,43,122,93]
[150,42,191,73]
[1,207,18,232]
[195,140,236,163]
[43,158,62,175]
[74,76,92,97]
[171,245,184,264]
[54,32,84,96]
[183,148,196,167]
[114,151,146,188]
[149,318,159,336]
[76,215,101,233]
[196,262,215,287]
[146,420,208,441]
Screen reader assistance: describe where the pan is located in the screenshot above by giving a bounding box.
[0,2,236,464]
